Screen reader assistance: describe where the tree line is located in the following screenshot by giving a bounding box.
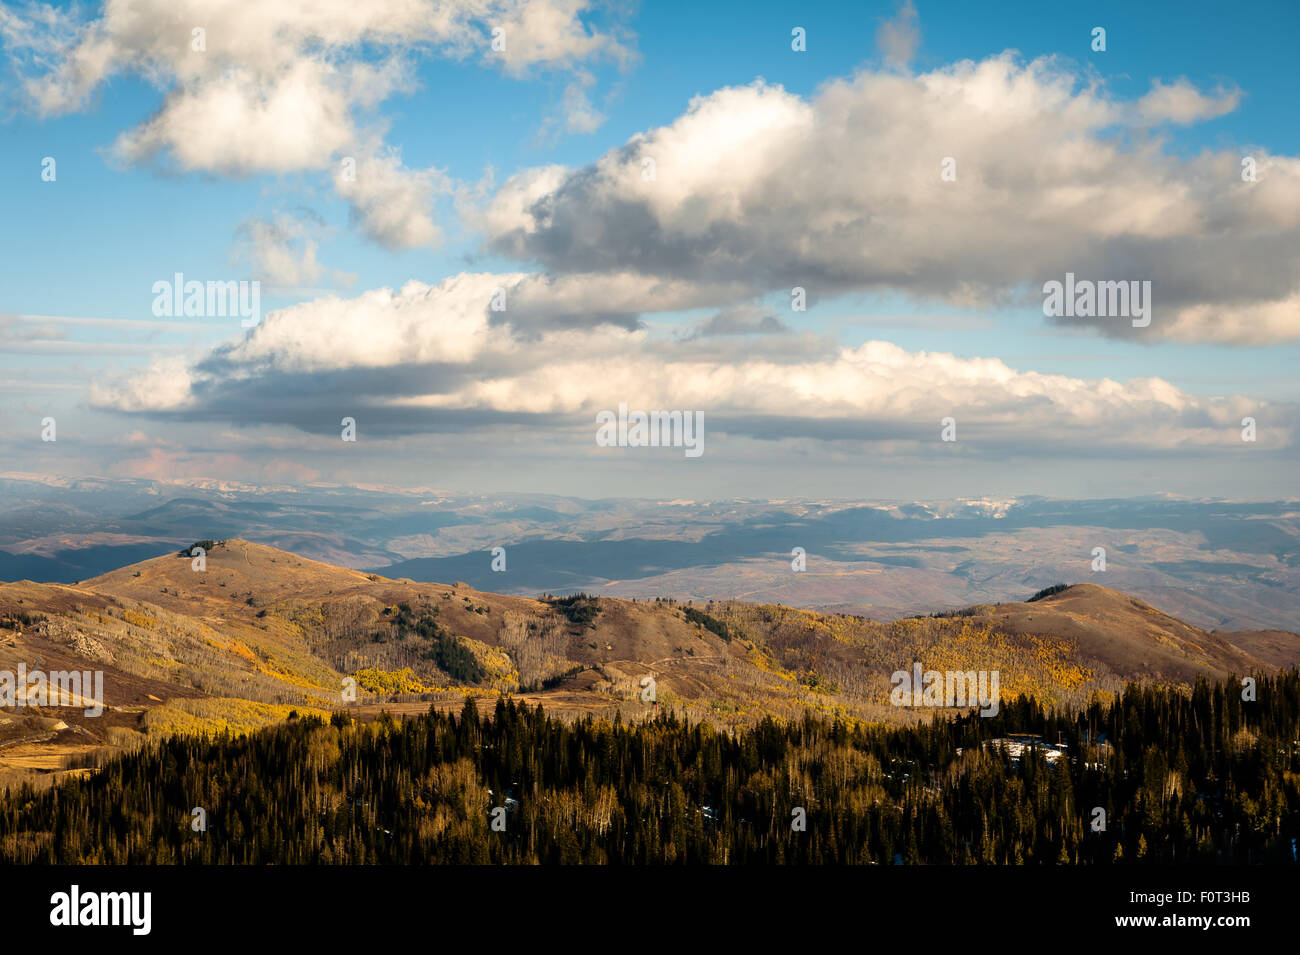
[1,671,1296,864]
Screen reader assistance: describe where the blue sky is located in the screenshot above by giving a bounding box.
[1,0,1297,499]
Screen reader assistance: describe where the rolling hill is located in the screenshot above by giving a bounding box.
[1,539,1296,788]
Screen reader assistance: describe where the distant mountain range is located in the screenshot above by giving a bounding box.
[1,474,1296,631]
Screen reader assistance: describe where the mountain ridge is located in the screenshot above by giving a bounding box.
[1,538,1296,788]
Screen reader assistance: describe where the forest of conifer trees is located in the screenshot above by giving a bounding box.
[1,672,1297,865]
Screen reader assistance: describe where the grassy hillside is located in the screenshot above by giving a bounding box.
[1,539,1296,787]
